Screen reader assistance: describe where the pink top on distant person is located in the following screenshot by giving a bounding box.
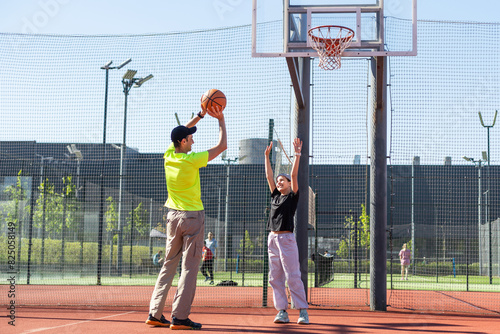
[399,249,410,266]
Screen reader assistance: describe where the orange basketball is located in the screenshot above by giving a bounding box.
[201,89,226,112]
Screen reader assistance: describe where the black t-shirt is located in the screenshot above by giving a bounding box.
[267,188,300,232]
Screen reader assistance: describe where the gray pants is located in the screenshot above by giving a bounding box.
[149,210,204,320]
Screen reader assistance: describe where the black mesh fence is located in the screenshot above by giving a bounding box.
[1,18,499,313]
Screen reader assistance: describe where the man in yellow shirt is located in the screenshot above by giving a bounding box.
[146,107,227,330]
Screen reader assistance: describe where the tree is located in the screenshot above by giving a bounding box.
[154,222,166,235]
[126,202,149,241]
[105,196,118,232]
[33,179,61,238]
[105,196,118,245]
[405,239,417,258]
[61,176,79,235]
[2,170,29,268]
[254,231,267,252]
[238,230,255,256]
[153,206,168,235]
[2,170,28,232]
[336,204,370,259]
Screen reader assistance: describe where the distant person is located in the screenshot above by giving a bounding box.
[200,240,214,284]
[152,250,164,267]
[264,138,309,325]
[205,232,217,275]
[205,232,218,259]
[145,105,227,330]
[399,243,411,280]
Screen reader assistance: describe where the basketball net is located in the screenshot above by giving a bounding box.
[308,25,354,70]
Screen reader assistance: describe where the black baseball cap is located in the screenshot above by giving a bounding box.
[171,125,196,143]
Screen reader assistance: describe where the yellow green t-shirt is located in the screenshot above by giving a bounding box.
[163,143,209,211]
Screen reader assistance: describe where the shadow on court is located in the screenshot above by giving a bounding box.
[5,306,499,334]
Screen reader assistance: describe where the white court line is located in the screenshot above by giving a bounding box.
[21,311,136,333]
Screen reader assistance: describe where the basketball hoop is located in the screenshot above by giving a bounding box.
[308,25,355,70]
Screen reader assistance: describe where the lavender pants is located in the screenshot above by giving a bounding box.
[268,232,308,311]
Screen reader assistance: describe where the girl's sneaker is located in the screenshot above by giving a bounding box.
[274,310,289,323]
[297,309,309,324]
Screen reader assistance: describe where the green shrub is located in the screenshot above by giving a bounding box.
[0,236,152,265]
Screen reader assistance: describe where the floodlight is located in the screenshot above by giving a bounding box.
[482,151,488,161]
[67,144,77,153]
[101,60,113,69]
[117,58,132,69]
[67,144,83,160]
[122,69,137,80]
[462,156,471,162]
[134,74,154,87]
[111,143,121,150]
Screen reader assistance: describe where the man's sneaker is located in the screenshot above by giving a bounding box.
[170,317,202,330]
[204,276,210,282]
[297,309,309,325]
[145,314,170,327]
[209,280,214,285]
[273,310,289,323]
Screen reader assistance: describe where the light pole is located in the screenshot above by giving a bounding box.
[216,181,222,272]
[97,59,131,284]
[116,69,154,275]
[221,152,238,273]
[66,144,83,198]
[478,110,497,284]
[35,154,54,185]
[66,144,84,275]
[463,155,486,276]
[35,153,53,270]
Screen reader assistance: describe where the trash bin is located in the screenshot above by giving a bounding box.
[313,252,334,287]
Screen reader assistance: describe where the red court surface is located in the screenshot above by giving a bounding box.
[9,285,500,314]
[2,306,500,334]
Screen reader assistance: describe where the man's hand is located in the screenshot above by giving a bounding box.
[207,105,223,120]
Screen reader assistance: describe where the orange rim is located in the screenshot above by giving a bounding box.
[308,25,354,45]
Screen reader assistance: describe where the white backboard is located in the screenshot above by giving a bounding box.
[252,0,417,57]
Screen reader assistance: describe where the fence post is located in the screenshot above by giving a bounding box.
[61,193,67,277]
[369,56,388,311]
[129,199,134,278]
[262,119,274,307]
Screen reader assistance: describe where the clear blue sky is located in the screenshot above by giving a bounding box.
[0,0,498,35]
